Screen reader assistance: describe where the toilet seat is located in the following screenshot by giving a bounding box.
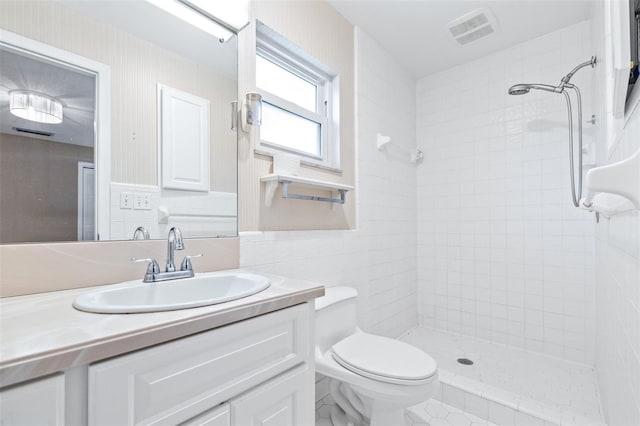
[331,333,437,386]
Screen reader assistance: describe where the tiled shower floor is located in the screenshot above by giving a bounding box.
[400,327,605,426]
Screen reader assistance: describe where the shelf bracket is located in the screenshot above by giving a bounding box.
[264,180,278,207]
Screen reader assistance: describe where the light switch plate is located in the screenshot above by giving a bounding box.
[120,192,133,209]
[134,193,152,210]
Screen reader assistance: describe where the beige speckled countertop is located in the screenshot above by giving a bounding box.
[0,269,324,388]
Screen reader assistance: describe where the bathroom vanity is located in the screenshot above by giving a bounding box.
[0,271,323,425]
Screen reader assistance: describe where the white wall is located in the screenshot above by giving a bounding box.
[593,108,640,426]
[416,21,597,364]
[240,27,418,338]
[238,0,356,232]
[590,2,640,424]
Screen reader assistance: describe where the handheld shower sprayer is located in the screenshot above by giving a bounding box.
[507,83,558,95]
[507,56,596,207]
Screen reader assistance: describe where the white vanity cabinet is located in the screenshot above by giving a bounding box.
[0,373,65,425]
[179,403,230,426]
[230,364,311,425]
[88,303,314,426]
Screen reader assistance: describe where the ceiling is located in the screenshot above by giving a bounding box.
[0,48,96,147]
[327,0,595,78]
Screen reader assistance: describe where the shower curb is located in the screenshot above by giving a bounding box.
[435,369,606,426]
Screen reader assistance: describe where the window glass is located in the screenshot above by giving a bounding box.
[256,55,317,112]
[260,103,321,157]
[255,21,339,168]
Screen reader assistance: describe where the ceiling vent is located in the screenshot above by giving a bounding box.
[13,127,54,137]
[447,8,498,45]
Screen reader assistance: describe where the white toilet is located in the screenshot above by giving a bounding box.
[315,287,439,426]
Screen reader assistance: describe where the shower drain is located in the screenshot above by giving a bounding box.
[457,358,474,365]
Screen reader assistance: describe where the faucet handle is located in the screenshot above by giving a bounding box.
[180,253,203,271]
[131,257,161,275]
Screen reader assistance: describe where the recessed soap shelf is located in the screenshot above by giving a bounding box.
[260,174,354,207]
[580,148,640,218]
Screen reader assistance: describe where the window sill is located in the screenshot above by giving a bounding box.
[253,148,343,174]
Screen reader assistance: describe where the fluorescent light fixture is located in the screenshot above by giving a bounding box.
[9,90,63,124]
[181,0,249,31]
[145,0,234,42]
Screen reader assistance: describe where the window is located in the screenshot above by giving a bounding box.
[255,22,340,169]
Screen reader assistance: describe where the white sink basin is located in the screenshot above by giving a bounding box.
[73,272,270,314]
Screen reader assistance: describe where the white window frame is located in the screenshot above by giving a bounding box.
[255,25,340,171]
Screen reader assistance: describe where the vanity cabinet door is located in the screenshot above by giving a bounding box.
[230,364,314,426]
[0,373,65,425]
[89,303,309,426]
[179,403,230,426]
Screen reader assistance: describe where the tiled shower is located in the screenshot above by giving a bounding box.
[416,21,596,365]
[411,20,604,425]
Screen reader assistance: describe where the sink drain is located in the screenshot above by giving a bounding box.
[457,358,474,365]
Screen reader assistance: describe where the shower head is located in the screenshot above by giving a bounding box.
[508,84,532,95]
[509,57,597,96]
[508,83,559,95]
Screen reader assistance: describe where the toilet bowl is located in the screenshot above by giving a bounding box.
[315,287,438,426]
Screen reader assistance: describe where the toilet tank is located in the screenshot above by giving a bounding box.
[315,287,358,353]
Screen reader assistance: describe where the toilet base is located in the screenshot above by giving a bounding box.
[328,378,409,426]
[370,402,407,426]
[329,404,407,426]
[330,406,360,426]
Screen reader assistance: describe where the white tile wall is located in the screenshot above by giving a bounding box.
[594,190,640,425]
[240,27,418,338]
[416,21,597,364]
[589,2,640,423]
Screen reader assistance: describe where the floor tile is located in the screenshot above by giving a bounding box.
[316,397,498,426]
[400,327,605,425]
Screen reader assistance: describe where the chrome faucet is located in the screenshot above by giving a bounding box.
[166,226,184,272]
[131,226,202,283]
[132,226,150,240]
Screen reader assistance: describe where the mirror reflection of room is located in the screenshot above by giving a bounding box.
[0,0,238,244]
[0,48,96,244]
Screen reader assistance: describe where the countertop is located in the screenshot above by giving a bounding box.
[0,269,324,387]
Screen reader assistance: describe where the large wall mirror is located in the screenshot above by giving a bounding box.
[0,0,239,244]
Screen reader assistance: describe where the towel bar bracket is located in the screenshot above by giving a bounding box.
[281,181,346,204]
[261,173,353,207]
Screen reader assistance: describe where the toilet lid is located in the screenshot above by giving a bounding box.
[331,333,437,385]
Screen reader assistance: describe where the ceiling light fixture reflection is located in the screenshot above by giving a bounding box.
[9,90,63,124]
